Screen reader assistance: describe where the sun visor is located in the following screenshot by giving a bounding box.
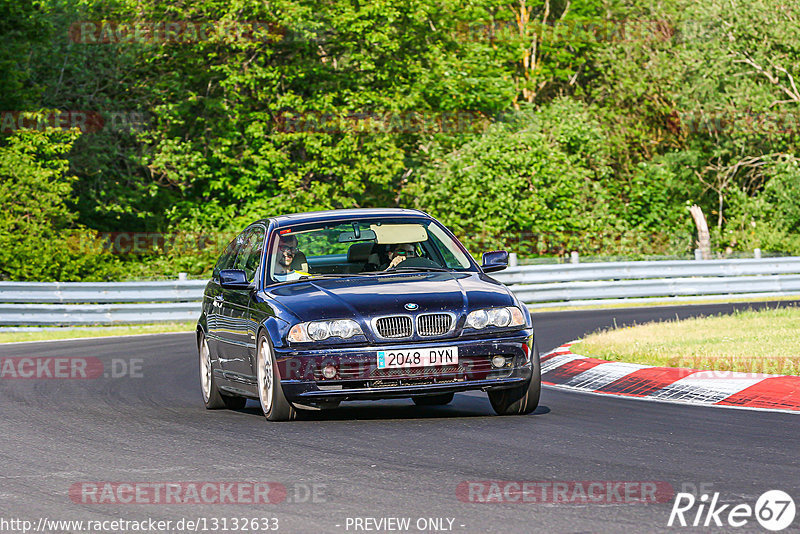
[370,223,428,244]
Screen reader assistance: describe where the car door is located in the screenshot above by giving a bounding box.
[220,225,266,381]
[206,234,242,358]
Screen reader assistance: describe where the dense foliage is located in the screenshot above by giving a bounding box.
[1,0,799,280]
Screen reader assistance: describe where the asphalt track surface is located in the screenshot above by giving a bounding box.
[1,301,799,534]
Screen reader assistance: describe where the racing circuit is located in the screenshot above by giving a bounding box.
[1,301,798,533]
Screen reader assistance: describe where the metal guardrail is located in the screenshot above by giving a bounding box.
[507,274,800,303]
[493,257,800,308]
[492,257,800,284]
[0,280,208,303]
[0,280,207,326]
[0,302,201,326]
[2,257,800,325]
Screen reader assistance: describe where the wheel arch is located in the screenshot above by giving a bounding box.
[196,311,209,344]
[251,317,285,376]
[256,317,284,347]
[196,322,207,349]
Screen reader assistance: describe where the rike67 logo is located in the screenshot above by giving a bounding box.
[668,490,796,531]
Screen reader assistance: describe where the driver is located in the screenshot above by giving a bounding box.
[273,234,309,281]
[383,243,416,270]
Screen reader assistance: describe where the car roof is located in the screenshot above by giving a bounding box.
[253,208,432,229]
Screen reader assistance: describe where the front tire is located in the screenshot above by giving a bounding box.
[256,334,296,421]
[412,392,455,406]
[198,331,246,410]
[488,343,541,416]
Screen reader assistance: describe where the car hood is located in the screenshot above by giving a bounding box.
[264,271,516,322]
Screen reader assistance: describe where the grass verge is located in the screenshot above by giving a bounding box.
[571,306,800,375]
[0,322,195,344]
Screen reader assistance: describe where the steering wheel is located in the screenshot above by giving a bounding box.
[392,256,442,269]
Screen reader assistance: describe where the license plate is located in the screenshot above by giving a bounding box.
[377,346,459,369]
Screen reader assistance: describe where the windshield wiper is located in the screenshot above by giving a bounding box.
[300,273,371,279]
[274,269,450,284]
[384,266,451,273]
[269,273,369,285]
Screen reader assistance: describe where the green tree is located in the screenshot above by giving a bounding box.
[0,128,86,280]
[407,99,678,256]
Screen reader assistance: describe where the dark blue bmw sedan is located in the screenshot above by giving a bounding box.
[197,208,540,421]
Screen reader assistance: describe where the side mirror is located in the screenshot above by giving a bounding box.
[481,250,509,273]
[219,269,253,290]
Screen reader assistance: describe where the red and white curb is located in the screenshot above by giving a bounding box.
[542,342,800,413]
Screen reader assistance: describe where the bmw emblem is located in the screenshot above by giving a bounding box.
[404,303,419,311]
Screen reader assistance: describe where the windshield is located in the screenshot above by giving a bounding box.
[266,218,474,283]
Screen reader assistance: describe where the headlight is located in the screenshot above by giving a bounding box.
[487,307,511,327]
[329,319,358,339]
[307,321,331,340]
[465,307,526,330]
[466,309,488,329]
[287,319,363,342]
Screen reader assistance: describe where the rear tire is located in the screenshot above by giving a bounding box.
[488,343,541,416]
[412,392,455,406]
[198,331,246,410]
[257,334,296,421]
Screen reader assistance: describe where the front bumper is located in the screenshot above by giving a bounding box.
[274,330,534,402]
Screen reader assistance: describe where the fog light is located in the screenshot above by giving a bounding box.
[491,355,507,368]
[322,364,337,379]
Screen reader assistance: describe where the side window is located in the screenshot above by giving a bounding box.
[233,227,266,282]
[426,222,472,269]
[212,233,245,278]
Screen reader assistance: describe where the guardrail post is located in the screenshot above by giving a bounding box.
[178,272,188,281]
[508,253,518,268]
[694,249,703,261]
[754,248,761,259]
[570,251,579,264]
